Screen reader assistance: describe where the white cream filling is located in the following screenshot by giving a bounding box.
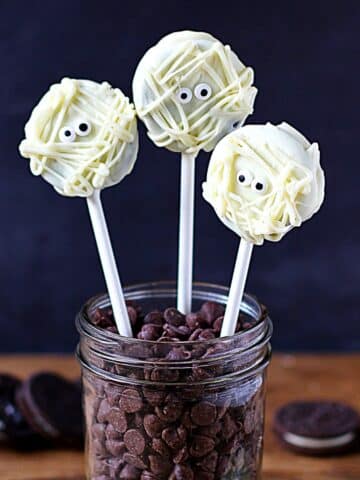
[283,431,355,449]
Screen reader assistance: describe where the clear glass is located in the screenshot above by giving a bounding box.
[76,282,272,480]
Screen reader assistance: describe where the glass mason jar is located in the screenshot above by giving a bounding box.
[76,282,272,480]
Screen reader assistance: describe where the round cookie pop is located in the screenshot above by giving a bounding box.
[203,122,325,336]
[19,78,138,336]
[133,31,257,313]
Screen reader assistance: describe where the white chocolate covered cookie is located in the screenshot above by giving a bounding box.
[19,78,138,197]
[133,31,257,154]
[203,122,325,245]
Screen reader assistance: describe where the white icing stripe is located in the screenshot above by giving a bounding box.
[133,30,257,153]
[283,431,355,449]
[19,78,138,197]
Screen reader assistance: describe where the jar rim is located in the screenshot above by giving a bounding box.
[76,281,270,350]
[76,282,273,386]
[76,343,272,387]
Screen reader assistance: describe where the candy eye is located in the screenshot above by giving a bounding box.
[251,178,267,193]
[232,120,241,130]
[177,87,192,104]
[194,83,212,100]
[59,126,76,143]
[75,120,92,137]
[237,170,252,187]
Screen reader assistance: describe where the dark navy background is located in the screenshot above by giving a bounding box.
[0,1,359,352]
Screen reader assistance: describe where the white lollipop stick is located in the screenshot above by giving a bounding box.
[87,190,132,337]
[221,239,253,337]
[177,152,197,314]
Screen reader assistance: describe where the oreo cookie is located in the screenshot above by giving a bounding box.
[0,373,45,449]
[274,401,360,455]
[16,372,83,447]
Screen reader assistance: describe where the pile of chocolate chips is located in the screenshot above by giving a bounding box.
[0,372,82,450]
[91,300,259,341]
[85,301,266,479]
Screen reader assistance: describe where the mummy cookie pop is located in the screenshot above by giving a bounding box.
[203,122,325,336]
[133,30,257,313]
[19,78,138,336]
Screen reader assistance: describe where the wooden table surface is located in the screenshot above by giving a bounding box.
[0,354,359,480]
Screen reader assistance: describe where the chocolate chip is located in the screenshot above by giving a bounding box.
[222,434,241,454]
[151,437,170,457]
[149,366,179,383]
[124,429,146,455]
[108,457,125,478]
[142,388,165,407]
[198,329,215,341]
[92,307,114,328]
[212,316,223,333]
[120,388,143,413]
[144,311,163,326]
[93,457,109,475]
[105,423,122,440]
[188,328,202,341]
[244,408,255,434]
[155,394,182,423]
[171,464,194,480]
[190,435,215,457]
[173,445,189,464]
[91,423,105,442]
[144,414,164,438]
[119,464,141,479]
[195,471,215,480]
[185,312,203,330]
[180,411,194,430]
[148,454,172,475]
[196,450,218,472]
[105,383,122,406]
[191,402,217,426]
[202,343,227,359]
[106,439,126,456]
[165,346,191,361]
[92,437,107,456]
[127,306,138,326]
[164,308,185,326]
[161,424,187,450]
[106,325,118,333]
[189,367,212,382]
[140,472,157,480]
[164,323,190,338]
[199,421,221,437]
[200,302,225,325]
[222,413,237,440]
[190,344,207,359]
[137,324,162,341]
[107,408,127,433]
[132,412,145,429]
[216,398,231,420]
[96,398,111,423]
[216,455,231,476]
[123,453,148,470]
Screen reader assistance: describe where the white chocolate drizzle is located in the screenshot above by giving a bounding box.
[19,78,138,197]
[133,31,257,153]
[203,122,325,245]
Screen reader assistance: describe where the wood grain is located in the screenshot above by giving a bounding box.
[0,354,359,480]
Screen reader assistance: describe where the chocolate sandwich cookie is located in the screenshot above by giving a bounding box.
[274,401,360,455]
[16,372,83,447]
[0,373,45,449]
